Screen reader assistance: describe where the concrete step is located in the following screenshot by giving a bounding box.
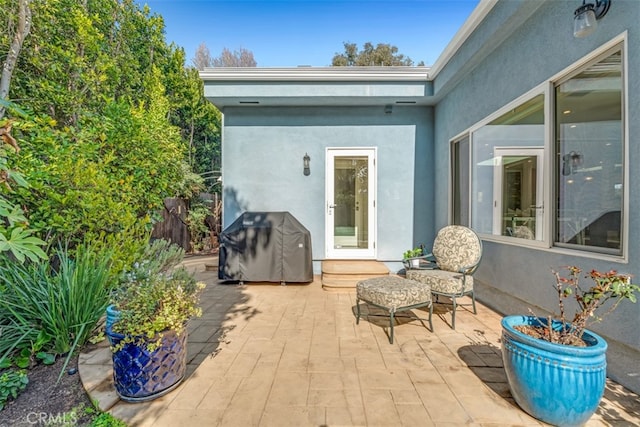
[321,260,389,292]
[322,260,389,275]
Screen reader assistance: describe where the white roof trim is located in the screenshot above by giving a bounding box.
[199,0,497,84]
[428,0,498,77]
[200,66,430,82]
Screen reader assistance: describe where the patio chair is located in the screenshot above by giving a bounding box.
[406,225,482,329]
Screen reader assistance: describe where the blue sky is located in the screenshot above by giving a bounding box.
[139,0,480,67]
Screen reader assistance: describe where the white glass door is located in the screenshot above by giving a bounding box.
[492,148,544,240]
[326,148,376,258]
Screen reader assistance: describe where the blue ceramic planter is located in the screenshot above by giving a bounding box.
[105,304,121,331]
[107,328,188,402]
[105,305,121,344]
[501,315,607,426]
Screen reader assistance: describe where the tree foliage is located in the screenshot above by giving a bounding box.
[0,0,220,247]
[193,44,257,69]
[166,48,222,176]
[332,42,423,67]
[212,47,257,67]
[0,101,46,263]
[192,42,212,70]
[0,0,32,119]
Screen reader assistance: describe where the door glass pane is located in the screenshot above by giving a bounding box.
[502,155,537,239]
[555,50,622,253]
[334,156,368,249]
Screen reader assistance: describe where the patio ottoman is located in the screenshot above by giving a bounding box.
[356,276,433,344]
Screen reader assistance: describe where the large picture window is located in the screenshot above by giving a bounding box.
[555,50,623,254]
[470,94,545,241]
[451,43,625,255]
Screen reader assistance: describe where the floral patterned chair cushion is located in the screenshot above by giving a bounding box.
[406,269,473,294]
[406,225,482,329]
[431,225,482,273]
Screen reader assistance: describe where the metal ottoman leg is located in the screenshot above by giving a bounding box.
[389,309,395,344]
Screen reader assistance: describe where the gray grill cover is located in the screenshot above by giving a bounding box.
[218,212,313,283]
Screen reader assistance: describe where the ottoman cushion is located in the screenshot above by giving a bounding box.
[356,276,431,311]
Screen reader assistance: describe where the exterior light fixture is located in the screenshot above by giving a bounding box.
[574,0,611,38]
[562,151,584,176]
[303,153,310,176]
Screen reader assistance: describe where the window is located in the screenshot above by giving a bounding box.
[452,135,470,226]
[555,49,623,254]
[450,43,625,256]
[470,94,545,241]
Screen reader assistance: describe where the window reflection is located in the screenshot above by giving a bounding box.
[555,50,623,253]
[471,94,545,240]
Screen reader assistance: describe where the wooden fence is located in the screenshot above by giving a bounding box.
[151,193,221,253]
[151,198,191,252]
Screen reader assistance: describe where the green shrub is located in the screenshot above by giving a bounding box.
[110,240,203,351]
[86,222,152,285]
[185,199,212,252]
[89,410,128,427]
[9,97,186,249]
[0,115,47,263]
[0,243,113,373]
[0,369,28,411]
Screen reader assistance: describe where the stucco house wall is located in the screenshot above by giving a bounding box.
[202,0,640,395]
[221,105,434,271]
[433,0,640,392]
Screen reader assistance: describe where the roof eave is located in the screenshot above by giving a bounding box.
[200,66,431,82]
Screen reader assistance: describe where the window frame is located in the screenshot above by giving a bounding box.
[454,84,551,249]
[551,45,627,257]
[450,134,471,227]
[449,33,628,260]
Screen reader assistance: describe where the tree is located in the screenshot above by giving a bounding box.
[332,42,424,67]
[166,47,222,177]
[192,42,212,70]
[212,47,256,67]
[0,0,32,119]
[0,0,197,246]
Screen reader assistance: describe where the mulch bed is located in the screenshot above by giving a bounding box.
[0,355,94,427]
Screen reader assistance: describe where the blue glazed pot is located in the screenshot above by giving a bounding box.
[107,328,188,402]
[501,315,607,426]
[105,305,121,344]
[105,304,121,331]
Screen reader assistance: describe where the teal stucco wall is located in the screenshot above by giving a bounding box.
[221,105,434,272]
[433,0,640,392]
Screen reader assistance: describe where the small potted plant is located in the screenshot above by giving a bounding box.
[402,246,424,269]
[501,267,639,426]
[106,239,205,402]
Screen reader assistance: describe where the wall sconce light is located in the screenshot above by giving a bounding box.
[303,153,310,176]
[573,0,611,38]
[562,151,584,176]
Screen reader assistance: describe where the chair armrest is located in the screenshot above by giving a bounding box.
[403,254,437,270]
[458,260,480,275]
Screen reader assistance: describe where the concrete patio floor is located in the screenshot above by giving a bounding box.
[79,255,640,426]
